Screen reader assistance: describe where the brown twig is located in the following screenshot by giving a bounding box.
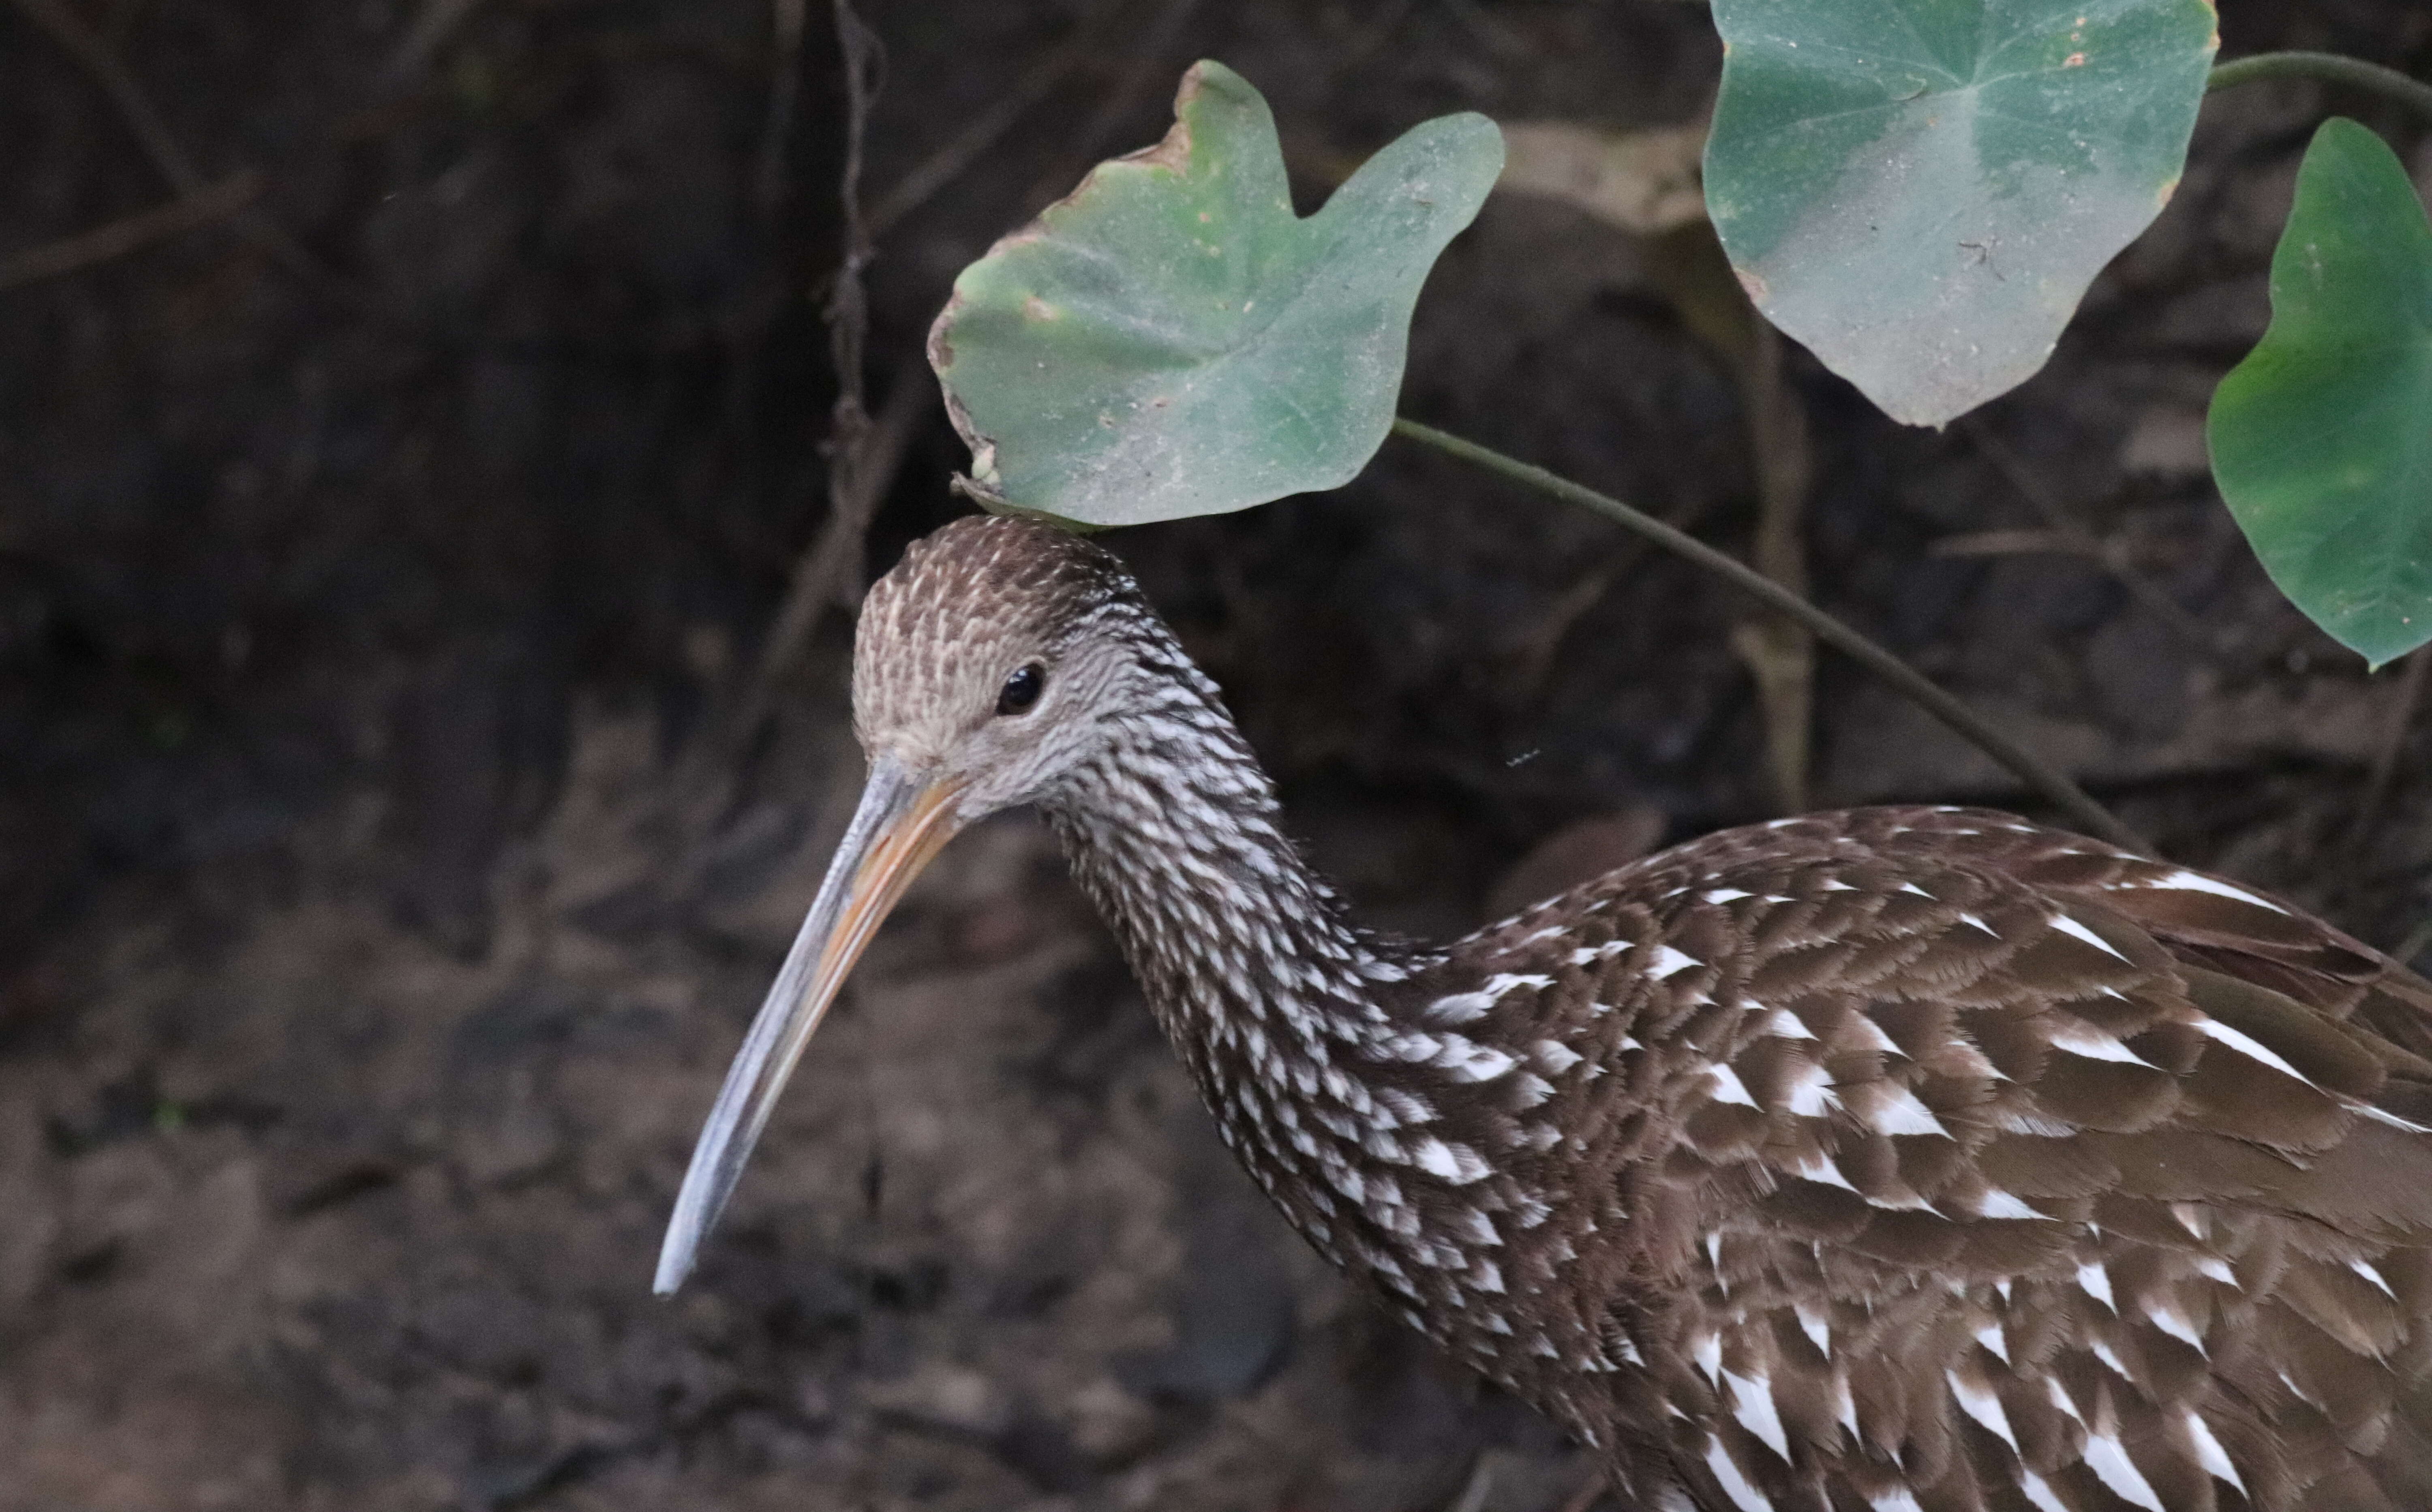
[11,0,203,192]
[382,0,489,81]
[1929,528,2087,558]
[825,0,883,442]
[754,0,811,212]
[863,0,1132,240]
[2353,646,2429,848]
[666,0,891,861]
[738,359,928,736]
[1506,562,1618,704]
[813,0,883,569]
[12,0,351,299]
[729,0,887,745]
[0,169,261,292]
[1963,419,2226,663]
[1017,0,1206,213]
[1730,314,1815,814]
[1638,225,1812,811]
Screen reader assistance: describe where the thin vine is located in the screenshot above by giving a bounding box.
[1389,418,2152,856]
[2207,50,2432,122]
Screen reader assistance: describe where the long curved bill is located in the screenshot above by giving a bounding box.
[654,755,966,1294]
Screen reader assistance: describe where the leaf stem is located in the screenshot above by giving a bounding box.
[1389,417,2153,856]
[2207,51,2432,124]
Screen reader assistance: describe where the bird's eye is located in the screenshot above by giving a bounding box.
[996,663,1045,716]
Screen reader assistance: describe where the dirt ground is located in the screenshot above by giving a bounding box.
[5,2,2432,1509]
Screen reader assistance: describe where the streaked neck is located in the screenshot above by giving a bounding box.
[1038,648,1409,1073]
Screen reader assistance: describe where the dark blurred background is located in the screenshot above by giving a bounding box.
[3,2,2430,1508]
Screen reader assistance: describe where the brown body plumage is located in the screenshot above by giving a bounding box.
[659,515,2432,1512]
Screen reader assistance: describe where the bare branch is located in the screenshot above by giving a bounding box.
[1963,419,2227,664]
[0,170,261,292]
[11,0,205,194]
[382,0,490,81]
[755,0,811,212]
[865,0,1133,240]
[727,0,890,749]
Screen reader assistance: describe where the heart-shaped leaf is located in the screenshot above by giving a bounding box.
[2209,118,2432,669]
[1704,0,2217,427]
[927,60,1503,527]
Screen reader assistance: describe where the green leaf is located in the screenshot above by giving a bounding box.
[1704,0,2217,427]
[926,60,1503,527]
[2209,118,2432,669]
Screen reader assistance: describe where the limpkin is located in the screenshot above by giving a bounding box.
[658,514,2432,1512]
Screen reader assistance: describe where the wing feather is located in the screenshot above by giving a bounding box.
[1497,807,2432,1511]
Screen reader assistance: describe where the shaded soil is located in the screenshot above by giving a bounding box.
[4,2,2432,1509]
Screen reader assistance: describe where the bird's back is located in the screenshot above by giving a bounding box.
[1423,806,2432,1512]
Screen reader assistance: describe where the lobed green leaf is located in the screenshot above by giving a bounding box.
[927,61,1503,527]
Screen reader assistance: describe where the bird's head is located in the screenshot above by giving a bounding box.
[655,515,1145,1293]
[852,513,1150,819]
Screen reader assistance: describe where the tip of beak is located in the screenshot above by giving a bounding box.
[650,755,961,1298]
[652,1191,715,1293]
[653,1226,700,1295]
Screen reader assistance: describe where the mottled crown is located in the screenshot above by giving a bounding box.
[851,514,1151,785]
